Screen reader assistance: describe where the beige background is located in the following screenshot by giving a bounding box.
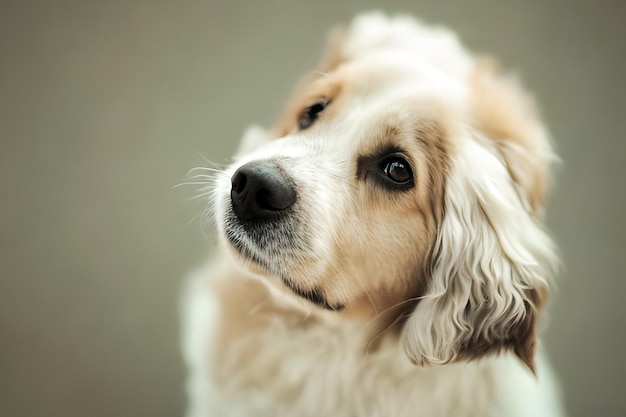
[1,1,624,416]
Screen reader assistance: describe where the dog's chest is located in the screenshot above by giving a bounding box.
[183,278,495,417]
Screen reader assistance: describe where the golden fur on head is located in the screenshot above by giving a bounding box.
[212,11,557,375]
[183,13,566,417]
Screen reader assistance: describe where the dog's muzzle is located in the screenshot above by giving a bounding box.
[226,160,342,311]
[230,160,296,221]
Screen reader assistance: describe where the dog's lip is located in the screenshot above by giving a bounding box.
[280,277,345,311]
[223,222,345,312]
[224,227,269,268]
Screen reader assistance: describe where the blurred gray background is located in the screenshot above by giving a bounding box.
[1,1,624,416]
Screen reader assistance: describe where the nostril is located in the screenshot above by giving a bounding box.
[255,188,274,210]
[231,171,247,194]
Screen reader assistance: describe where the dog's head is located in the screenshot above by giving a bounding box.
[212,12,557,372]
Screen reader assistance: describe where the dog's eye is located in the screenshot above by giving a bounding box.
[381,156,413,186]
[298,100,328,130]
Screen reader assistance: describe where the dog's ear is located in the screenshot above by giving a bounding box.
[403,67,557,372]
[469,59,556,215]
[316,26,349,73]
[403,137,556,372]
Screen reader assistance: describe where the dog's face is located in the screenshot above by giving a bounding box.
[212,13,557,371]
[217,58,454,313]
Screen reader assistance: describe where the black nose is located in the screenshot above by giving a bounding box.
[230,160,296,221]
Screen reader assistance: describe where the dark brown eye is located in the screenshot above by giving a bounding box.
[298,100,328,130]
[382,157,413,185]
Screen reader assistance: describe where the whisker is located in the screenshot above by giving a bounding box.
[248,293,273,316]
[186,166,225,176]
[185,210,203,228]
[197,152,227,169]
[187,173,219,180]
[177,160,224,234]
[363,295,427,331]
[365,311,413,354]
[343,252,379,315]
[302,308,314,323]
[190,190,215,201]
[172,181,215,189]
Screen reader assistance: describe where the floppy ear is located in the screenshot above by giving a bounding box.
[403,61,558,373]
[403,134,557,373]
[469,59,556,215]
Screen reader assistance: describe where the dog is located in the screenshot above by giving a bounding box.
[182,12,565,417]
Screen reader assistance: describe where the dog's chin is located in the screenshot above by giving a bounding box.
[221,218,345,312]
[222,223,271,273]
[221,214,288,277]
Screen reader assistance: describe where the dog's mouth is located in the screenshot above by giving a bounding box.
[222,215,294,273]
[280,278,345,311]
[224,220,344,311]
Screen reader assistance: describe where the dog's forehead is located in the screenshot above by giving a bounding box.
[334,52,467,102]
[270,50,468,139]
[319,56,463,147]
[307,59,466,147]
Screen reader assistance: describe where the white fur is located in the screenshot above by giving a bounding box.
[183,12,565,417]
[345,11,473,79]
[182,260,564,417]
[181,267,221,417]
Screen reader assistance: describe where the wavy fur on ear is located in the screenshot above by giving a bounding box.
[403,136,557,372]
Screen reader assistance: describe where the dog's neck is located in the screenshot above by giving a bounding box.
[194,259,503,417]
[231,259,422,352]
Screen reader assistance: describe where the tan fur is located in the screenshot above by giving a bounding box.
[185,13,563,417]
[226,51,550,359]
[469,59,551,214]
[262,61,459,322]
[269,30,348,138]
